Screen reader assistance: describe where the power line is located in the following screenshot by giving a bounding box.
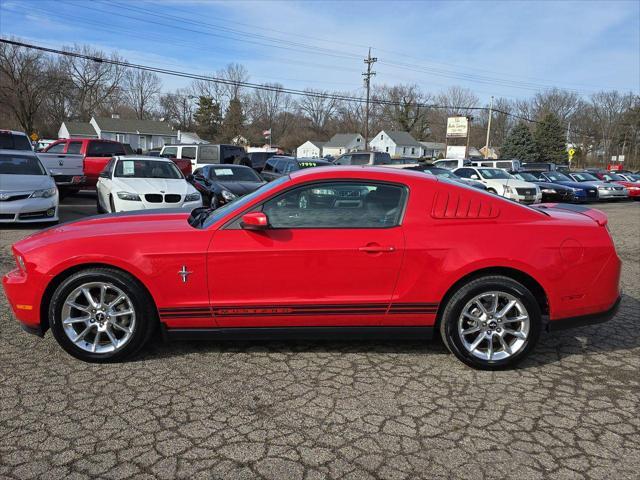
[1,37,611,141]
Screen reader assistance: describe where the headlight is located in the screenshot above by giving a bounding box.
[220,190,236,202]
[117,191,141,201]
[541,188,556,194]
[15,254,26,272]
[185,192,201,202]
[30,187,57,198]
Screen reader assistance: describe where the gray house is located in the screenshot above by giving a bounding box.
[322,133,364,157]
[90,116,177,151]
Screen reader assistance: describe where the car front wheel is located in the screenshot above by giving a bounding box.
[48,268,156,362]
[439,275,541,370]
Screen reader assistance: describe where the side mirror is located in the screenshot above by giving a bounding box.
[186,174,194,182]
[99,170,110,178]
[241,212,269,230]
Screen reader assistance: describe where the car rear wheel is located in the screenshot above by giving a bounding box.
[49,268,156,362]
[439,275,541,370]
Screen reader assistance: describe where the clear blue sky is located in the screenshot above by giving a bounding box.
[1,0,638,101]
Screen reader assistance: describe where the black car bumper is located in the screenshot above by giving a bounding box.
[546,296,621,331]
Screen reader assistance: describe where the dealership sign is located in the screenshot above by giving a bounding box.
[446,116,468,138]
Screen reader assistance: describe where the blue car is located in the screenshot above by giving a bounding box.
[522,170,598,202]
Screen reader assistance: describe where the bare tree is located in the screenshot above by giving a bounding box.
[437,86,480,115]
[589,90,634,163]
[248,83,295,141]
[530,88,584,123]
[298,89,338,133]
[123,69,161,119]
[221,63,249,100]
[61,44,125,119]
[159,88,195,130]
[0,41,55,134]
[374,84,433,138]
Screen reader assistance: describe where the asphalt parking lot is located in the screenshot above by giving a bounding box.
[0,194,638,480]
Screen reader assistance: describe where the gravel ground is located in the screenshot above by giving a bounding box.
[0,195,638,480]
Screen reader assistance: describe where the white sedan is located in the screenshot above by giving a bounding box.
[96,156,202,213]
[453,166,542,204]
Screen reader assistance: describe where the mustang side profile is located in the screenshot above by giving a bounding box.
[3,167,621,369]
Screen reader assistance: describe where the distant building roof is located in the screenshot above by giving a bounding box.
[420,141,446,149]
[64,121,98,136]
[385,131,421,147]
[324,133,361,148]
[93,117,176,136]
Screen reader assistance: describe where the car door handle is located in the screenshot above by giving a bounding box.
[358,244,396,253]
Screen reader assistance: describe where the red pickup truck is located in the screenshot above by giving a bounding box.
[43,139,192,189]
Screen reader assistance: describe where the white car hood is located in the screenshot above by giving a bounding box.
[0,174,54,193]
[112,177,194,195]
[484,178,537,188]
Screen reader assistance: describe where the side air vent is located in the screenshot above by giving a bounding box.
[431,192,500,219]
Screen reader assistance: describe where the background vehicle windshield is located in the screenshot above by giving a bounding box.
[572,172,599,182]
[545,172,571,182]
[479,168,512,179]
[114,160,183,179]
[200,176,288,229]
[210,167,262,182]
[0,132,32,150]
[0,153,46,175]
[604,172,624,181]
[514,172,538,181]
[424,167,456,178]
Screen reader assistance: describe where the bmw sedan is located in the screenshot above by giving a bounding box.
[3,167,621,370]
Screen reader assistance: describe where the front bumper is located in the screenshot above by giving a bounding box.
[2,267,43,330]
[0,195,59,223]
[52,175,87,187]
[113,197,203,212]
[597,188,628,199]
[547,296,621,331]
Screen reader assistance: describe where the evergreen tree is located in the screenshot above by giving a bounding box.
[221,97,245,142]
[534,113,567,163]
[500,122,538,161]
[193,96,221,140]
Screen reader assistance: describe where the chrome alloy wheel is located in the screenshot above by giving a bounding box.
[457,291,530,361]
[61,282,136,354]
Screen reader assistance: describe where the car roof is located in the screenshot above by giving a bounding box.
[204,163,252,170]
[0,148,37,156]
[0,129,29,136]
[289,165,436,183]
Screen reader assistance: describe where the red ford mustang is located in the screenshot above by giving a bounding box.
[3,167,621,369]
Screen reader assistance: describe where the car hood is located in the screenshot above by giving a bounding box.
[15,210,194,255]
[0,174,54,192]
[535,181,571,191]
[216,180,265,196]
[112,177,194,195]
[484,178,537,188]
[551,180,595,190]
[573,180,609,187]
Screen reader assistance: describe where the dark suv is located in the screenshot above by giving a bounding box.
[261,156,332,181]
[333,151,392,165]
[247,151,278,172]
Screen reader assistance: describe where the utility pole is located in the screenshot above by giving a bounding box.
[484,96,494,159]
[362,48,377,150]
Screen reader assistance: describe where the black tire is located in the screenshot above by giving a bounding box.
[48,268,156,363]
[109,195,116,213]
[439,275,542,370]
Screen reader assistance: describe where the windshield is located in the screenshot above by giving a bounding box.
[544,172,571,182]
[200,176,289,228]
[514,172,538,182]
[572,172,599,182]
[0,132,33,150]
[114,159,183,179]
[479,168,512,179]
[210,166,262,182]
[423,167,456,178]
[0,153,47,175]
[603,172,624,181]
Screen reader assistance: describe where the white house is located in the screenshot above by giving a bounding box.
[322,133,364,157]
[296,140,325,158]
[58,121,99,139]
[178,131,207,144]
[369,130,422,158]
[420,141,446,159]
[90,116,177,151]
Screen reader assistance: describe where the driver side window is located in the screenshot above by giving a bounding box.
[262,182,406,229]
